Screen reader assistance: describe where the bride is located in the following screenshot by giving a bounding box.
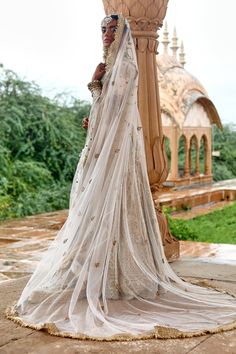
[7,14,236,340]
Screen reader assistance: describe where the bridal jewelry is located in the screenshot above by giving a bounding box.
[87,80,102,98]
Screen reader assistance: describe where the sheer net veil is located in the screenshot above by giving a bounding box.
[6,14,236,340]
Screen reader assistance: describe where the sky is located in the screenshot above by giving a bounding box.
[0,0,235,125]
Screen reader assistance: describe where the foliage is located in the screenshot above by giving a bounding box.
[1,63,236,222]
[165,202,236,244]
[0,65,90,220]
[7,183,71,219]
[163,207,198,241]
[164,137,171,171]
[182,202,236,244]
[212,124,236,181]
[178,135,185,176]
[168,217,198,241]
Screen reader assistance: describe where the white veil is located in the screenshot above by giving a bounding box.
[6,15,236,340]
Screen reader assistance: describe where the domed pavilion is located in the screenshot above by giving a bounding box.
[157,24,222,188]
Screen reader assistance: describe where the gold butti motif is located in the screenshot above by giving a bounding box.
[102,0,179,260]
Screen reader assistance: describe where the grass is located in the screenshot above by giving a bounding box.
[167,202,236,244]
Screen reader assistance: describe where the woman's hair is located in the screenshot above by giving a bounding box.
[110,14,119,21]
[101,14,119,27]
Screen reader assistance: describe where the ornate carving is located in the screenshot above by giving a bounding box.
[102,0,168,22]
[103,0,169,36]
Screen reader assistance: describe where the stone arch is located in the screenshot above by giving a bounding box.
[178,135,187,177]
[189,135,198,176]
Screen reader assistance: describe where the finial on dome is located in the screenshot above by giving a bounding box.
[179,41,186,67]
[171,26,179,59]
[162,21,170,55]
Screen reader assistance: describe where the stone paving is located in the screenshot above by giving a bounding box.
[172,200,233,220]
[0,209,236,353]
[157,178,236,212]
[1,209,236,282]
[0,210,67,282]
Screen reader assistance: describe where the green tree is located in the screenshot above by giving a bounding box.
[0,65,90,219]
[212,124,236,181]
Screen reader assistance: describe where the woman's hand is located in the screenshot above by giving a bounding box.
[82,117,89,129]
[92,63,106,81]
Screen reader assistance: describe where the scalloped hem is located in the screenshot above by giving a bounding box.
[5,304,236,341]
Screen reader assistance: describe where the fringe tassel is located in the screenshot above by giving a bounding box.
[5,304,236,342]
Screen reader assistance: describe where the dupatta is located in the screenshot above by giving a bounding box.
[6,15,236,340]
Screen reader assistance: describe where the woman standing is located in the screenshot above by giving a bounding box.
[7,14,236,340]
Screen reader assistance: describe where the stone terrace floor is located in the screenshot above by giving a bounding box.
[157,178,236,212]
[0,209,236,353]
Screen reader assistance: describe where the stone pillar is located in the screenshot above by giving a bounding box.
[102,0,179,261]
[170,128,179,180]
[102,1,169,184]
[184,140,190,177]
[205,137,211,175]
[196,143,200,176]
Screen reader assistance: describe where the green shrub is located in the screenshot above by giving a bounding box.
[9,183,71,219]
[164,202,236,244]
[167,215,198,241]
[162,206,197,241]
[0,195,14,219]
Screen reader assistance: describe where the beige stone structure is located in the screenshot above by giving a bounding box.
[158,24,222,188]
[102,0,169,185]
[102,0,179,261]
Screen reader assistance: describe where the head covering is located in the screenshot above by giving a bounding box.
[102,14,126,72]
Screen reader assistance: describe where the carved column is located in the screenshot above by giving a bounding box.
[189,142,193,176]
[184,141,190,177]
[205,138,211,176]
[170,130,179,180]
[102,0,179,261]
[196,143,200,176]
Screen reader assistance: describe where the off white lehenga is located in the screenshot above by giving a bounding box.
[6,15,236,340]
